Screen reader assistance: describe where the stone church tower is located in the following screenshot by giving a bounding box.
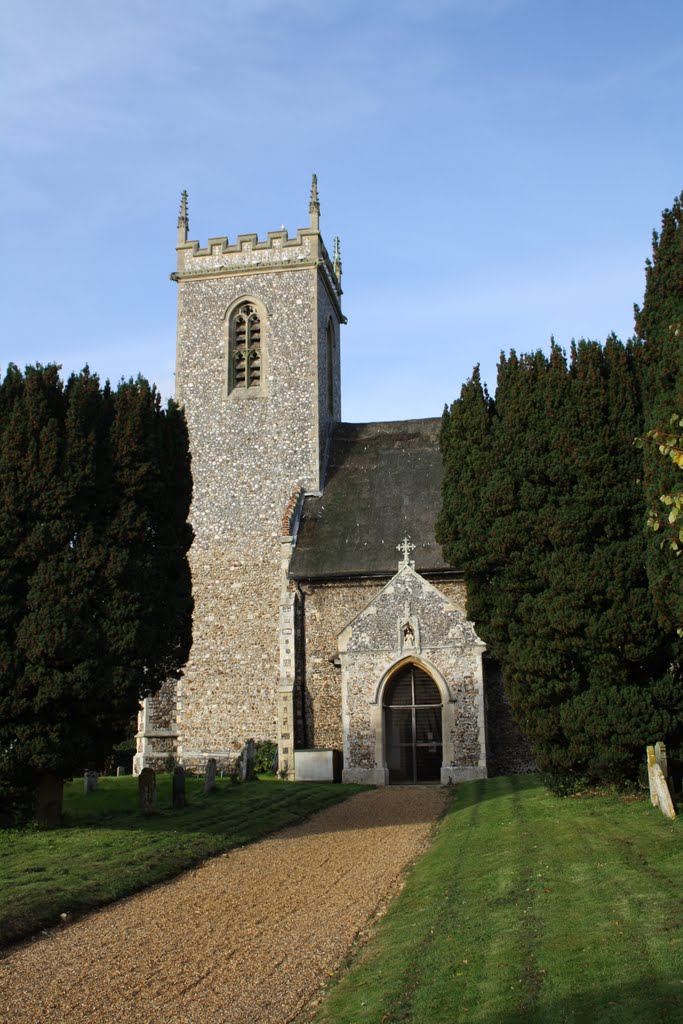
[135,177,344,773]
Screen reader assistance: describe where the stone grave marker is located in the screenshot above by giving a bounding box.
[653,763,677,819]
[647,744,677,819]
[116,766,126,777]
[241,739,255,781]
[654,740,668,780]
[35,773,64,827]
[138,767,157,815]
[204,757,217,794]
[84,769,98,794]
[172,765,186,808]
[646,746,658,806]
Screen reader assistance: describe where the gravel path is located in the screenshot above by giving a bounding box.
[0,787,446,1024]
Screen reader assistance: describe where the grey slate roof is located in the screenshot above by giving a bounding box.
[289,418,455,580]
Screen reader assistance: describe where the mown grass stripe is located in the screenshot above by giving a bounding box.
[311,776,683,1024]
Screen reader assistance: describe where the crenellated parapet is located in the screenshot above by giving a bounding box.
[171,176,343,319]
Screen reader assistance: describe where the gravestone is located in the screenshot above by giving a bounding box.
[35,773,63,827]
[138,767,157,815]
[646,746,658,806]
[204,757,217,794]
[116,766,125,777]
[84,769,98,794]
[654,740,668,780]
[241,739,255,782]
[172,766,186,808]
[647,744,677,819]
[653,763,676,819]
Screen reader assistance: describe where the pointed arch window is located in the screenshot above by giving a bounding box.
[229,302,262,392]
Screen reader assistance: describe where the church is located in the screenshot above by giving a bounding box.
[133,178,531,784]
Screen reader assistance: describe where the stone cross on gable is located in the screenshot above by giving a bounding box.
[397,536,416,568]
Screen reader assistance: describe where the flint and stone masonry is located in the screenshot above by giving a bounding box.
[134,179,532,783]
[338,559,487,784]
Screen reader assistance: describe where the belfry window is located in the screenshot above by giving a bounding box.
[230,303,262,391]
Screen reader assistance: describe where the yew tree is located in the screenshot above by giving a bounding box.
[438,338,680,783]
[0,365,193,823]
[635,193,683,632]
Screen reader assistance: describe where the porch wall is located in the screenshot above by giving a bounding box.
[338,566,486,784]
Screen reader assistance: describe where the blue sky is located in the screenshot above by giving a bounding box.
[2,0,682,421]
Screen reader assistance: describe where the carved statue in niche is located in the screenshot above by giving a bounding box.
[397,603,420,653]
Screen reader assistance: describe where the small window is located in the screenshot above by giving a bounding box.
[229,302,262,392]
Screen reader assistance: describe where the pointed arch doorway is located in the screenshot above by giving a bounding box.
[383,663,443,783]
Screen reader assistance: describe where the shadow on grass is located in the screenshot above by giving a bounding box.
[34,773,672,846]
[492,976,683,1024]
[59,778,450,838]
[1,779,373,949]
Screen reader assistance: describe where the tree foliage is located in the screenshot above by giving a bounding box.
[634,193,683,349]
[639,410,683,552]
[437,338,681,783]
[438,192,683,784]
[0,365,193,820]
[635,195,683,631]
[637,407,683,637]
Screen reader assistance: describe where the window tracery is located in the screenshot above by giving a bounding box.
[229,302,262,392]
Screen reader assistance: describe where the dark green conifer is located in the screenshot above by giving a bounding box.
[0,365,69,818]
[635,193,683,632]
[438,337,680,783]
[0,366,193,823]
[635,192,683,348]
[436,365,494,589]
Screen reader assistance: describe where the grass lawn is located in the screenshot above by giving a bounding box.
[0,774,365,949]
[312,775,683,1024]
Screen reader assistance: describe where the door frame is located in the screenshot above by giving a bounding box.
[378,658,449,784]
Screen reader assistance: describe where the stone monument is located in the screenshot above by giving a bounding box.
[138,767,157,815]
